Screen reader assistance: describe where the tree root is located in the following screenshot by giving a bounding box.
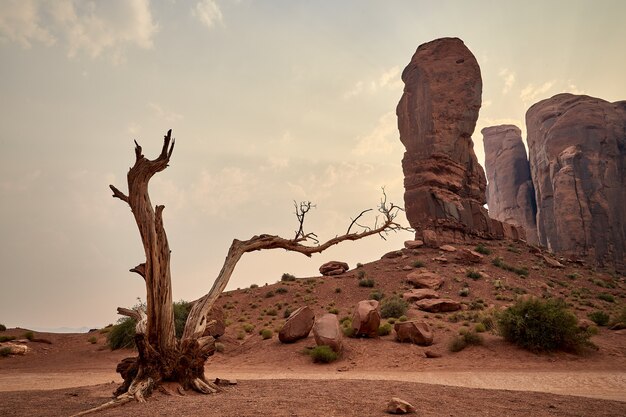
[191,377,221,394]
[70,377,154,417]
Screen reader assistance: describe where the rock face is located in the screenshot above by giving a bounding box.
[394,321,433,346]
[482,125,538,245]
[397,37,522,242]
[351,300,381,338]
[526,93,626,272]
[312,313,343,353]
[278,306,315,343]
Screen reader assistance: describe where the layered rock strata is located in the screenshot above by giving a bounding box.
[526,93,626,272]
[397,37,523,242]
[482,125,538,244]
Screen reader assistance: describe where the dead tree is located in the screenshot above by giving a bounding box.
[74,130,407,415]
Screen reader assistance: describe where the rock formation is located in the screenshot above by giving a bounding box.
[482,125,538,245]
[312,313,343,353]
[278,306,315,343]
[397,37,523,242]
[319,261,349,276]
[526,93,626,272]
[351,300,381,338]
[394,321,433,346]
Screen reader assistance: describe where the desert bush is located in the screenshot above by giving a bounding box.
[380,296,408,319]
[215,342,225,353]
[610,306,626,329]
[107,317,137,350]
[412,260,425,268]
[23,331,34,341]
[566,273,580,280]
[265,291,275,298]
[283,308,293,319]
[260,329,273,340]
[250,284,259,289]
[370,290,384,301]
[356,263,364,268]
[328,308,339,315]
[266,309,278,316]
[466,270,481,280]
[377,322,393,336]
[497,298,593,353]
[357,270,366,279]
[358,278,375,288]
[398,315,408,322]
[474,244,491,255]
[0,347,12,357]
[0,324,6,332]
[492,257,529,277]
[242,323,255,333]
[335,287,342,294]
[474,323,486,333]
[0,335,16,342]
[173,300,191,339]
[597,293,615,303]
[449,331,483,352]
[88,336,97,344]
[276,287,288,294]
[588,311,610,326]
[459,288,470,297]
[281,273,296,282]
[308,345,338,363]
[341,319,355,338]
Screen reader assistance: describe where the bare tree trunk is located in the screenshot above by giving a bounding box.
[74,130,407,415]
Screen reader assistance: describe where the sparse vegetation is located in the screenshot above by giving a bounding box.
[412,260,425,268]
[215,342,225,353]
[265,291,275,298]
[377,322,393,336]
[276,287,288,294]
[358,278,375,288]
[107,317,137,350]
[0,347,12,357]
[283,308,293,319]
[398,315,408,322]
[474,243,491,255]
[370,290,384,301]
[356,263,364,268]
[335,287,342,293]
[466,270,481,280]
[597,293,615,303]
[566,273,580,280]
[23,331,34,341]
[281,273,296,282]
[0,335,16,343]
[88,336,97,344]
[498,298,593,353]
[380,296,408,319]
[250,283,259,289]
[459,288,470,297]
[492,257,529,277]
[260,329,273,340]
[588,311,610,326]
[237,331,245,340]
[474,323,486,333]
[266,309,278,316]
[242,323,255,333]
[327,308,339,315]
[308,345,338,363]
[449,331,483,352]
[0,324,6,332]
[357,270,366,279]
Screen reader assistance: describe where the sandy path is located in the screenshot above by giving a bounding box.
[2,368,625,402]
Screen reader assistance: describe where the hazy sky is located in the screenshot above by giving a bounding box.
[1,0,625,330]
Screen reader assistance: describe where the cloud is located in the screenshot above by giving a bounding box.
[193,0,223,29]
[148,102,183,123]
[352,112,401,156]
[344,66,403,99]
[498,68,516,94]
[0,0,158,63]
[190,167,258,215]
[520,81,555,104]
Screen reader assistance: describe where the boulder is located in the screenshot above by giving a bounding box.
[416,298,461,313]
[526,93,626,273]
[203,306,226,338]
[351,300,381,338]
[402,289,439,302]
[422,230,439,248]
[406,271,444,290]
[439,244,456,252]
[542,255,564,269]
[394,321,433,346]
[386,397,416,414]
[278,306,315,343]
[404,240,424,249]
[0,343,28,355]
[397,37,522,241]
[424,350,442,358]
[312,313,343,353]
[482,124,539,245]
[455,249,483,264]
[319,261,349,276]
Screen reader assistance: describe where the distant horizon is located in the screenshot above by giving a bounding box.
[2,0,625,329]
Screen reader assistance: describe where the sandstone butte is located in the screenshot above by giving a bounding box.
[396,37,524,243]
[482,125,539,245]
[526,93,626,273]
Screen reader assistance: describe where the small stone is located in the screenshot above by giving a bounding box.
[433,256,448,263]
[402,265,413,271]
[424,350,442,358]
[416,298,461,313]
[404,240,424,249]
[542,255,564,268]
[386,397,416,414]
[406,271,444,290]
[382,250,404,259]
[439,244,456,252]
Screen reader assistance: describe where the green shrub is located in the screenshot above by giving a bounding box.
[309,345,338,363]
[387,318,396,324]
[358,278,375,288]
[474,323,486,333]
[276,287,288,294]
[341,319,355,337]
[498,298,593,353]
[0,324,6,332]
[459,288,470,297]
[173,300,191,339]
[242,323,255,333]
[328,308,339,315]
[370,290,384,301]
[449,331,483,352]
[266,309,278,316]
[265,291,275,298]
[23,331,34,341]
[412,260,425,268]
[335,287,342,294]
[88,336,97,344]
[283,308,293,319]
[107,317,137,350]
[380,296,408,319]
[377,322,393,336]
[492,257,529,277]
[597,293,615,303]
[588,311,610,326]
[466,270,481,280]
[260,329,273,340]
[281,273,296,282]
[250,283,259,289]
[475,244,491,255]
[0,335,16,342]
[215,342,225,352]
[566,273,580,280]
[236,331,245,340]
[356,263,364,268]
[0,347,12,357]
[357,270,366,279]
[398,315,408,322]
[610,306,626,328]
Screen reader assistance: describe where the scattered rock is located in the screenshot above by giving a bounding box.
[542,255,564,269]
[386,397,416,414]
[394,321,433,346]
[433,256,448,263]
[214,378,237,386]
[406,271,444,290]
[404,240,424,249]
[577,319,595,330]
[402,289,439,302]
[424,350,442,358]
[312,313,343,353]
[279,306,315,343]
[382,250,404,259]
[402,265,413,271]
[439,244,456,252]
[352,300,381,338]
[416,298,461,313]
[455,249,483,264]
[319,261,349,276]
[0,343,28,356]
[422,230,439,248]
